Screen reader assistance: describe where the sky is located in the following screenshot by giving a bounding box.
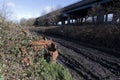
[0,0,80,21]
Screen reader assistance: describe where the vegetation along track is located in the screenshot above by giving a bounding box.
[43,35,120,80]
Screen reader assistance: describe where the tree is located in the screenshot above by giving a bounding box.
[19,18,27,26]
[0,2,12,23]
[20,18,35,26]
[111,0,120,23]
[26,18,35,26]
[88,0,120,24]
[88,5,101,23]
[47,9,63,26]
[34,5,63,26]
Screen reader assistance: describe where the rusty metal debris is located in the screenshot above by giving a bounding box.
[29,37,59,63]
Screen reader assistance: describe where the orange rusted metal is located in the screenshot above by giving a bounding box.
[49,50,59,63]
[30,40,53,46]
[41,44,47,49]
[29,36,59,64]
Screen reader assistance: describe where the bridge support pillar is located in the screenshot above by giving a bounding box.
[62,20,65,25]
[67,17,70,25]
[77,19,79,23]
[78,18,81,23]
[97,10,105,24]
[112,13,120,24]
[80,18,83,23]
[105,14,108,22]
[79,18,82,23]
[71,19,73,24]
[76,18,79,24]
[92,16,95,23]
[74,18,77,24]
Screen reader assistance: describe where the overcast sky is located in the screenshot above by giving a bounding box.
[0,0,79,21]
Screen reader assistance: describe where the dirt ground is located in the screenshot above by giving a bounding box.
[30,27,120,80]
[46,35,120,80]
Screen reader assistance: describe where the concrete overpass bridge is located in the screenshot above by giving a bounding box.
[34,0,119,26]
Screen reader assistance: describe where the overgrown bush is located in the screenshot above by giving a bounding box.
[0,22,72,80]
